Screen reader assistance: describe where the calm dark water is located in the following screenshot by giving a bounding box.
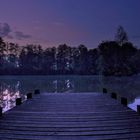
[0,75,140,112]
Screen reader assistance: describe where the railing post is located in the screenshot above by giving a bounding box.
[111,92,117,99]
[16,98,22,105]
[137,105,140,114]
[27,93,32,99]
[103,88,107,93]
[34,89,40,94]
[121,97,127,106]
[0,107,2,117]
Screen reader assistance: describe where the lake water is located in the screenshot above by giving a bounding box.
[0,75,140,112]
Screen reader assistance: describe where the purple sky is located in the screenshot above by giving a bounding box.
[0,0,140,48]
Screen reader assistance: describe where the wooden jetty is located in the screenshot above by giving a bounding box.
[0,92,140,140]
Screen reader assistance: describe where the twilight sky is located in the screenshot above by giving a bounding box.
[0,0,140,48]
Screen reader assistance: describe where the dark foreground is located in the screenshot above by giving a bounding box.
[0,93,140,140]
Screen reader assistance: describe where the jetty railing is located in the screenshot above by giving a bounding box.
[103,87,140,113]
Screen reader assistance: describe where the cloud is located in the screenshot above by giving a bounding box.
[0,23,12,37]
[0,22,31,40]
[14,31,31,40]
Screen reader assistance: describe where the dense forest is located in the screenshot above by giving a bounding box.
[0,26,140,76]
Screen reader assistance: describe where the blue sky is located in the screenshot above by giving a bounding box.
[0,0,140,48]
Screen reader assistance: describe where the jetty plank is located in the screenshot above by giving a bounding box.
[0,92,140,140]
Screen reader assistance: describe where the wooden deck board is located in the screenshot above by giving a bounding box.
[0,92,140,139]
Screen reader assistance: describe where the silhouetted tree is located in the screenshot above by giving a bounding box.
[98,40,138,76]
[130,50,140,73]
[43,47,56,74]
[98,41,120,75]
[56,44,72,74]
[19,45,34,73]
[7,43,19,70]
[77,45,88,74]
[0,37,6,72]
[0,37,139,76]
[115,26,128,46]
[71,47,80,74]
[87,48,99,74]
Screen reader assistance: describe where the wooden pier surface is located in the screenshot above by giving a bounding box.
[0,92,140,140]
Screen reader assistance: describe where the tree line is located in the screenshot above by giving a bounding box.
[0,26,140,76]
